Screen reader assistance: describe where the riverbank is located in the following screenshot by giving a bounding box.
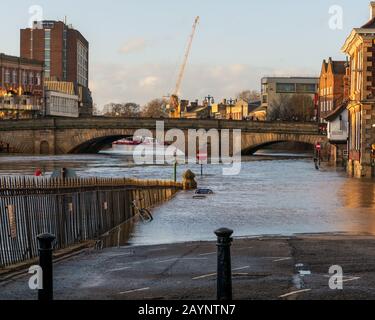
[1,233,375,300]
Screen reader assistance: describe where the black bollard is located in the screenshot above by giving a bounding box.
[37,233,56,301]
[215,228,233,301]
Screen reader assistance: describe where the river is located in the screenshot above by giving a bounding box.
[0,147,374,246]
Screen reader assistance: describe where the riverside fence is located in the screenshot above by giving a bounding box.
[0,176,182,267]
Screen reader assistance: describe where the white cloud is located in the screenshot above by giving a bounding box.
[119,38,147,54]
[139,76,159,88]
[90,62,317,110]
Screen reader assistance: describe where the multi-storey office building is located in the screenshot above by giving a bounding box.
[20,20,92,116]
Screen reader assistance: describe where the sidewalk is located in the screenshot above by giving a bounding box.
[1,233,375,300]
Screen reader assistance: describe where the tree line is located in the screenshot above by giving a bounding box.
[102,99,167,118]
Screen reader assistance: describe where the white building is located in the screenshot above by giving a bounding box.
[325,104,348,163]
[326,105,348,143]
[45,91,79,118]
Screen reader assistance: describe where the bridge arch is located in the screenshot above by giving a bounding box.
[241,132,326,155]
[69,134,135,154]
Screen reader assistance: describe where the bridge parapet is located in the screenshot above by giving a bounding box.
[0,117,321,134]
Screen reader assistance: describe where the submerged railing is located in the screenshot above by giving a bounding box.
[0,176,182,267]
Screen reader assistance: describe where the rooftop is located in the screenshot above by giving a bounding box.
[0,53,44,67]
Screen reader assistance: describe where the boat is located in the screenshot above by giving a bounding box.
[113,137,142,146]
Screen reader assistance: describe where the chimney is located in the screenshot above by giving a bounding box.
[370,2,375,20]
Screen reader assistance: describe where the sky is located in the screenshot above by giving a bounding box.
[0,0,373,109]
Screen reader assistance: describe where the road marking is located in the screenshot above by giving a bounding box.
[273,257,292,262]
[156,258,177,264]
[342,277,361,283]
[199,252,216,256]
[192,273,216,280]
[107,252,134,258]
[323,275,361,283]
[107,266,132,272]
[156,257,209,264]
[120,287,150,295]
[233,266,250,271]
[279,289,312,298]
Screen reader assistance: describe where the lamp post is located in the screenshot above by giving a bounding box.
[173,149,177,182]
[227,98,235,120]
[205,95,214,119]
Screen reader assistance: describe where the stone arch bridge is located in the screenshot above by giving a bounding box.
[0,117,327,155]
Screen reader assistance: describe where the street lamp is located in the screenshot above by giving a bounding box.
[227,98,235,120]
[205,95,214,118]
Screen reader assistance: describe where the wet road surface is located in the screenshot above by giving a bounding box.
[1,233,375,300]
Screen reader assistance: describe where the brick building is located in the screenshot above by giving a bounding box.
[341,2,375,178]
[0,53,44,119]
[318,58,348,121]
[20,20,92,116]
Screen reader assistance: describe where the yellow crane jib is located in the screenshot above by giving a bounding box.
[168,16,200,118]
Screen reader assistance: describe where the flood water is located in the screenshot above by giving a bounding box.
[0,147,374,246]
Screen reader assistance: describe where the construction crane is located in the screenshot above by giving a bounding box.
[167,16,200,118]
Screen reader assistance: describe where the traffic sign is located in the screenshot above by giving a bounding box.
[316,143,321,150]
[197,152,207,161]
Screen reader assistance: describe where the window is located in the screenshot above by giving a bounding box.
[356,111,361,150]
[276,83,295,93]
[22,71,27,85]
[12,70,17,84]
[339,115,343,131]
[36,73,41,85]
[44,29,51,78]
[4,69,10,83]
[296,83,316,93]
[29,72,34,85]
[77,41,88,87]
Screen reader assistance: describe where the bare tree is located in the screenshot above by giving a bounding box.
[103,102,141,117]
[236,90,261,103]
[267,94,315,122]
[141,99,168,118]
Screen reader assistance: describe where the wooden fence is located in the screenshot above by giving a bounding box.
[0,177,182,267]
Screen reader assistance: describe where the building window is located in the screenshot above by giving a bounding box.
[22,71,27,85]
[296,83,316,93]
[44,29,51,78]
[36,73,41,85]
[4,69,10,83]
[77,40,88,87]
[29,72,34,85]
[12,70,17,84]
[276,83,295,93]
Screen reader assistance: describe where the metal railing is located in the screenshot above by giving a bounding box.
[0,176,182,267]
